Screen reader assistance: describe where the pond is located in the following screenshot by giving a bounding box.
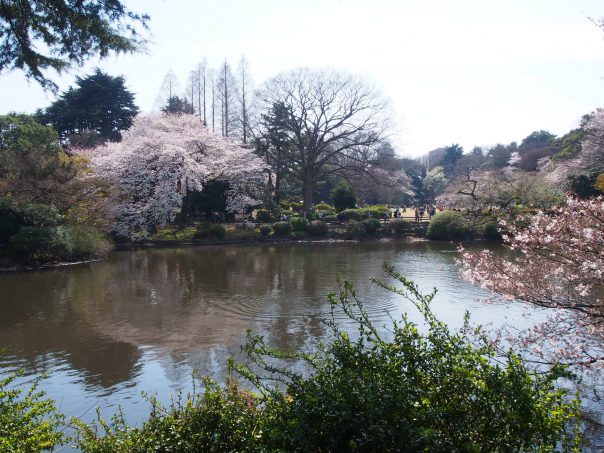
[0,240,600,448]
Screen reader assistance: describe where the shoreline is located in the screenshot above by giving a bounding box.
[0,234,430,273]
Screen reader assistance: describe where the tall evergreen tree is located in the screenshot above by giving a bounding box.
[39,69,138,145]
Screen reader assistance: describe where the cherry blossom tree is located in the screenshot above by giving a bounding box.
[458,197,604,368]
[88,114,267,239]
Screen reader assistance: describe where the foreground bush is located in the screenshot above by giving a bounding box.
[387,218,410,236]
[362,218,381,234]
[74,266,581,452]
[1,371,65,451]
[259,224,272,237]
[290,217,309,232]
[427,210,474,240]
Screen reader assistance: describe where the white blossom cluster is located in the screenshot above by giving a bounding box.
[88,114,267,239]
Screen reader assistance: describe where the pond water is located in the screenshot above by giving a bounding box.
[0,240,600,449]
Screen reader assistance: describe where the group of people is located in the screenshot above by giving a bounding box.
[385,205,438,222]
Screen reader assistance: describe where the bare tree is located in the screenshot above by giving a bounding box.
[154,69,179,110]
[255,68,388,212]
[237,56,252,144]
[217,60,238,138]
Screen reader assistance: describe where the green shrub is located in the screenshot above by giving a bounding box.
[74,378,262,452]
[0,371,65,452]
[64,225,111,258]
[234,265,581,452]
[483,221,502,240]
[362,218,381,234]
[331,181,357,212]
[272,221,292,236]
[8,226,72,262]
[349,221,366,238]
[388,218,410,235]
[323,214,338,223]
[290,217,309,231]
[259,224,273,237]
[361,208,381,220]
[338,209,362,222]
[193,223,225,241]
[308,220,328,236]
[255,209,274,223]
[314,203,333,211]
[427,211,473,240]
[208,224,226,240]
[289,202,303,212]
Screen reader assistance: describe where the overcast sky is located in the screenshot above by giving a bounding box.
[2,0,604,157]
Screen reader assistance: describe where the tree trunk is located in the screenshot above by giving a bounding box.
[302,171,313,213]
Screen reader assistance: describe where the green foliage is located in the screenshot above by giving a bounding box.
[74,378,262,452]
[349,221,366,239]
[149,226,197,241]
[427,210,474,240]
[308,220,328,236]
[193,223,226,241]
[255,209,274,223]
[323,214,338,223]
[0,1,148,91]
[64,224,111,258]
[362,218,381,234]
[331,181,357,212]
[361,208,381,219]
[234,265,581,452]
[0,371,65,452]
[259,224,273,237]
[161,96,194,115]
[289,202,304,212]
[39,69,139,143]
[290,216,309,232]
[387,218,411,236]
[7,226,73,262]
[338,208,362,221]
[272,221,292,236]
[314,202,333,211]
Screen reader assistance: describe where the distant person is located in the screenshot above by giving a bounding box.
[414,206,420,223]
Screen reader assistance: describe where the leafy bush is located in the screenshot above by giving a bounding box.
[338,209,362,222]
[255,209,274,223]
[234,265,580,452]
[361,208,381,220]
[349,221,366,238]
[75,378,262,452]
[331,181,357,212]
[308,220,328,236]
[289,202,303,212]
[362,218,381,234]
[290,217,309,232]
[64,225,111,258]
[427,211,474,240]
[387,218,410,236]
[272,221,292,236]
[208,224,226,240]
[193,223,225,240]
[323,214,338,223]
[1,371,65,452]
[7,226,72,262]
[314,203,333,211]
[259,224,272,237]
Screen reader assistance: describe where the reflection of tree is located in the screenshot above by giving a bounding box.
[0,242,427,389]
[0,268,141,389]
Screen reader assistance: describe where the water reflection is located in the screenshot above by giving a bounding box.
[0,241,527,421]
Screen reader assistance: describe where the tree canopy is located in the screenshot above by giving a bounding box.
[38,69,139,145]
[255,68,387,212]
[0,0,148,91]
